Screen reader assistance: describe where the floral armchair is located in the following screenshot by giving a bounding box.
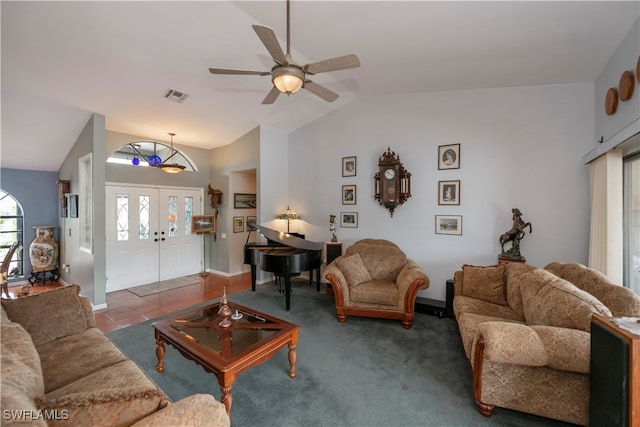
[324,239,429,328]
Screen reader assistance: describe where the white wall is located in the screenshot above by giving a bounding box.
[594,18,640,150]
[229,172,256,275]
[288,84,595,300]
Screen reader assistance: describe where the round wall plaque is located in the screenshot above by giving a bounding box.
[636,55,640,84]
[619,70,634,101]
[605,87,618,116]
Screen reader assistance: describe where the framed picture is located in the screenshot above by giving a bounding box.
[342,185,356,205]
[191,214,215,233]
[246,216,257,227]
[60,196,68,218]
[233,216,244,233]
[342,156,357,177]
[435,215,462,235]
[438,143,460,170]
[234,193,256,209]
[68,194,78,218]
[438,180,460,205]
[340,212,358,228]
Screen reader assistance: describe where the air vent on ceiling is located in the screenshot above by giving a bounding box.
[163,89,189,103]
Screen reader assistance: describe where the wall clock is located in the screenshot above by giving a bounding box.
[374,147,411,217]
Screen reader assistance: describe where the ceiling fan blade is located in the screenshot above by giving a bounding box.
[304,81,339,103]
[305,54,360,75]
[252,25,288,66]
[262,86,281,105]
[209,68,270,76]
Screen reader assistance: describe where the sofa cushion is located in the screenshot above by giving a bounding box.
[130,394,230,427]
[37,360,168,427]
[504,263,538,318]
[453,295,524,323]
[1,309,47,426]
[461,264,507,306]
[520,268,611,331]
[346,239,406,281]
[349,279,398,306]
[336,253,371,287]
[37,327,128,393]
[545,261,640,317]
[1,285,89,347]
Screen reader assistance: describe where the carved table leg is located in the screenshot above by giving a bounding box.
[220,384,232,415]
[155,333,166,373]
[288,343,297,378]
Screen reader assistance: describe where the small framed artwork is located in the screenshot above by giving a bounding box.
[435,215,462,235]
[438,143,460,170]
[342,185,356,205]
[340,212,358,228]
[438,180,460,205]
[191,215,215,233]
[60,196,68,218]
[234,193,256,209]
[246,216,257,227]
[342,156,357,177]
[68,195,79,218]
[233,216,245,233]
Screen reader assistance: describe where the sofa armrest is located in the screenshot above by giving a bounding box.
[473,321,548,367]
[473,322,590,374]
[530,325,590,374]
[130,394,230,427]
[395,260,429,293]
[324,259,350,302]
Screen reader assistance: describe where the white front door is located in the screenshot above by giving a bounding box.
[105,185,203,292]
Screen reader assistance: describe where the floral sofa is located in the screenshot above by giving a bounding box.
[324,239,429,328]
[1,284,230,427]
[453,262,640,426]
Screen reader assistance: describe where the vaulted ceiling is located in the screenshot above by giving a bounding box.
[2,1,638,171]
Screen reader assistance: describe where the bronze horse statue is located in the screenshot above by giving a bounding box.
[499,208,532,254]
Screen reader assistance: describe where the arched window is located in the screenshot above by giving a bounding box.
[107,141,197,172]
[0,190,24,278]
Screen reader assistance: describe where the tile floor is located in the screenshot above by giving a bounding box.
[6,272,252,333]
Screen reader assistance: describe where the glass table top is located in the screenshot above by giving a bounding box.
[164,302,293,358]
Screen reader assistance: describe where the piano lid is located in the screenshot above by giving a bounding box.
[247,223,323,251]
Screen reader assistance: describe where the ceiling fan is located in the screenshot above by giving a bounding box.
[208,0,360,104]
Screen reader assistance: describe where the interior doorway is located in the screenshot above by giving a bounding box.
[105,185,203,292]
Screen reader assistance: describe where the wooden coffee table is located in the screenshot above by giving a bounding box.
[151,300,299,416]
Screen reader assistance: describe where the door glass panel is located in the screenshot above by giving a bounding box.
[139,195,150,240]
[185,197,193,235]
[623,153,640,294]
[168,195,177,237]
[116,195,128,241]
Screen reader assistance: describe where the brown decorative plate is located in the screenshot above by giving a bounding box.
[637,55,640,84]
[619,70,634,101]
[605,87,618,116]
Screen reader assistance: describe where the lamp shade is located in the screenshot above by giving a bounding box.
[272,67,304,94]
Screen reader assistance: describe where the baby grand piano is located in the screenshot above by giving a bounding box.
[244,223,323,311]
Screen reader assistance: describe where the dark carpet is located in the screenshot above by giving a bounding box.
[108,280,573,427]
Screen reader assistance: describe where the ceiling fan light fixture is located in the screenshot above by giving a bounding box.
[272,67,304,94]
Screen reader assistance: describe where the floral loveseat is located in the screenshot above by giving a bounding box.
[453,262,640,426]
[1,284,230,427]
[324,239,429,328]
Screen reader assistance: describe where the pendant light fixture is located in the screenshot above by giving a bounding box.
[159,133,186,174]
